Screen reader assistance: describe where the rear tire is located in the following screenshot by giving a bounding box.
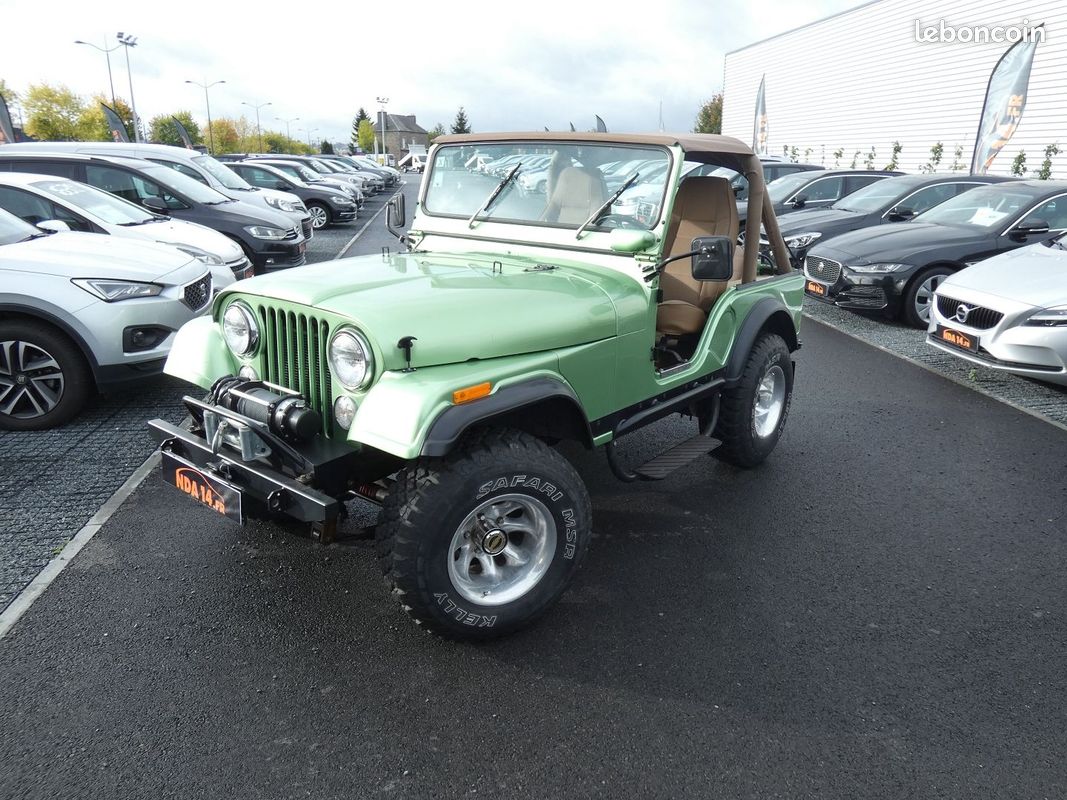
[714,333,793,468]
[375,429,591,641]
[0,321,92,431]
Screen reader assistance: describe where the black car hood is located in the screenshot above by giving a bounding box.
[810,223,988,264]
[778,208,873,237]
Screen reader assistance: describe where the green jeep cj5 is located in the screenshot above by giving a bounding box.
[150,132,802,641]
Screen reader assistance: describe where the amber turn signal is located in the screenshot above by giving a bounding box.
[452,382,492,404]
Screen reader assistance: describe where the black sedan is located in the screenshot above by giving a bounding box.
[225,161,358,230]
[772,173,1015,265]
[803,180,1067,327]
[740,169,901,230]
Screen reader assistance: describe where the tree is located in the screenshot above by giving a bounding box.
[357,118,375,152]
[356,107,370,124]
[692,94,723,134]
[208,118,240,153]
[320,139,334,155]
[23,83,85,141]
[923,142,944,173]
[885,141,903,171]
[427,122,446,145]
[1035,143,1060,180]
[1010,150,1027,177]
[147,110,202,147]
[450,106,471,134]
[77,95,135,141]
[864,146,877,170]
[832,148,844,168]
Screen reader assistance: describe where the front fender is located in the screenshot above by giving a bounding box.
[163,315,238,389]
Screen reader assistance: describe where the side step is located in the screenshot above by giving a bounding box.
[633,435,721,481]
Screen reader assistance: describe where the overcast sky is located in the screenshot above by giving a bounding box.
[5,0,857,142]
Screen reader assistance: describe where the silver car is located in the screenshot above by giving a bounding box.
[0,209,218,429]
[927,237,1067,385]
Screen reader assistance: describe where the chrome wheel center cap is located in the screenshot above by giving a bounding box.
[480,529,508,556]
[15,373,27,385]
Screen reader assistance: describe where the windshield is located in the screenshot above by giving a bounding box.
[32,179,154,225]
[141,164,230,204]
[833,178,915,213]
[424,141,672,231]
[194,155,252,190]
[914,186,1037,230]
[306,159,336,173]
[0,207,39,245]
[271,162,320,183]
[767,172,819,204]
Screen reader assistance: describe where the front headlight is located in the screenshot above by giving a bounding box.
[785,232,822,249]
[849,263,910,274]
[329,329,373,389]
[263,195,300,213]
[1024,307,1067,327]
[222,301,259,356]
[71,278,163,302]
[244,225,288,240]
[170,244,224,266]
[333,196,354,206]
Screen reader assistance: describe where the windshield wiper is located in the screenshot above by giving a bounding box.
[21,231,52,241]
[575,172,639,239]
[468,163,521,228]
[203,199,235,205]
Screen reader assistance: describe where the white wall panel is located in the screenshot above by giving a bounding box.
[722,0,1067,177]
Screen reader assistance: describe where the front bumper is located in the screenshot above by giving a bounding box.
[251,238,307,272]
[803,259,909,314]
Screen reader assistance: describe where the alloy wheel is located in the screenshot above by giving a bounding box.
[752,364,786,438]
[913,274,947,325]
[308,205,330,229]
[0,339,66,420]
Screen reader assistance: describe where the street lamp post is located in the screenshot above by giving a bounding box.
[115,32,141,142]
[242,100,272,152]
[74,38,121,108]
[185,79,225,154]
[302,128,319,151]
[276,116,300,151]
[376,96,389,166]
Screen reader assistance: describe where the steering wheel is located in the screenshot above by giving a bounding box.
[597,214,640,230]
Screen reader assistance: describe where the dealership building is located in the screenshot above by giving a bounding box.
[722,0,1067,177]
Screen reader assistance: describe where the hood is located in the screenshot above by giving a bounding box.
[941,241,1067,307]
[223,252,622,369]
[778,208,869,236]
[1,230,199,282]
[810,223,988,264]
[200,199,297,231]
[124,218,245,262]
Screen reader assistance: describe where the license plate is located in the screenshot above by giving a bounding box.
[936,325,978,353]
[162,451,242,522]
[806,280,827,297]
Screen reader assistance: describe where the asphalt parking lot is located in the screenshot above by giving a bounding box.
[3,186,1067,797]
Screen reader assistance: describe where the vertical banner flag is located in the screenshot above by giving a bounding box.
[172,116,194,149]
[595,115,608,133]
[569,122,576,132]
[752,75,768,154]
[970,26,1043,174]
[100,103,131,142]
[0,92,16,144]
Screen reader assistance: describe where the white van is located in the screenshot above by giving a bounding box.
[0,141,314,239]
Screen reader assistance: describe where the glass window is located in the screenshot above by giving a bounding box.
[768,172,820,204]
[85,165,188,210]
[246,166,284,189]
[424,141,671,231]
[0,208,40,245]
[152,160,209,185]
[0,186,55,225]
[800,176,844,202]
[832,178,912,213]
[1025,195,1067,230]
[31,179,155,225]
[193,155,252,190]
[900,183,960,215]
[138,164,228,205]
[914,186,1039,229]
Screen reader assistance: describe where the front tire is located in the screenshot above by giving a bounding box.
[375,429,592,641]
[0,321,92,431]
[903,266,954,328]
[307,202,331,230]
[714,333,793,468]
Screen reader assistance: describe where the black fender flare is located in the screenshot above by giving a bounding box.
[421,377,592,457]
[725,297,799,384]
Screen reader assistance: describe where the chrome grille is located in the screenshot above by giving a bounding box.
[182,273,212,311]
[255,305,333,436]
[282,227,299,241]
[937,296,1004,330]
[804,255,842,284]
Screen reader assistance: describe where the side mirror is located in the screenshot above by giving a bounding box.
[791,193,808,209]
[608,228,656,253]
[1011,217,1050,238]
[388,193,406,228]
[690,236,734,282]
[274,181,291,191]
[887,206,915,221]
[36,219,71,233]
[142,196,169,214]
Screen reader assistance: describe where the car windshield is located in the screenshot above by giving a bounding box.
[32,179,155,224]
[307,159,336,173]
[914,186,1037,230]
[0,207,39,245]
[767,172,819,204]
[140,164,231,204]
[424,141,672,231]
[832,178,916,213]
[194,155,253,190]
[271,163,320,183]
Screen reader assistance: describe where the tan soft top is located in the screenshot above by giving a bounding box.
[435,131,755,156]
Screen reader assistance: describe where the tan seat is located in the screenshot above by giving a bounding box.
[656,176,743,336]
[543,166,608,224]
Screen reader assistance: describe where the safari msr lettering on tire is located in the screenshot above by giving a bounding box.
[376,430,591,641]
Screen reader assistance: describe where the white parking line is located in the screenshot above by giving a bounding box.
[337,184,406,259]
[0,451,161,641]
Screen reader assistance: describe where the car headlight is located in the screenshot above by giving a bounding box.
[71,278,163,302]
[263,195,301,213]
[849,263,910,273]
[169,244,224,266]
[329,329,373,389]
[1024,306,1067,327]
[244,225,288,240]
[222,301,259,356]
[785,232,822,249]
[333,196,354,206]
